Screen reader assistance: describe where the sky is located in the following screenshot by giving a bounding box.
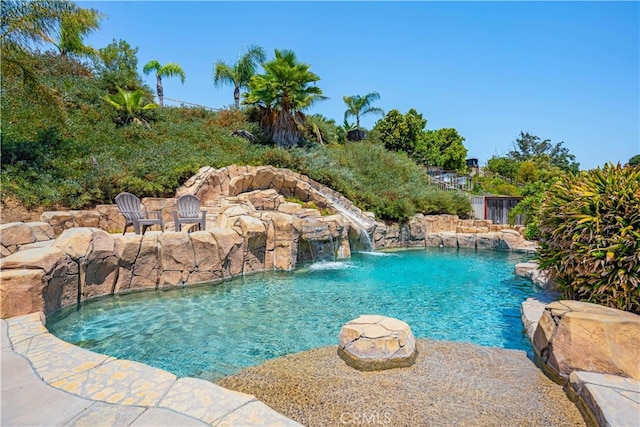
[77,1,639,170]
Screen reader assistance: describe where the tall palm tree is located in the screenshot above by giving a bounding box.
[343,92,384,129]
[142,60,186,106]
[213,45,266,109]
[244,49,327,148]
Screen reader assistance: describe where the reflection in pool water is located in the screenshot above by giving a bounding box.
[47,248,535,381]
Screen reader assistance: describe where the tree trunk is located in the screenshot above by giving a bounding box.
[234,85,240,109]
[270,110,301,148]
[156,74,164,106]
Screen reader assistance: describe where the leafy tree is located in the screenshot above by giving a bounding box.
[485,155,518,182]
[53,6,102,57]
[422,128,467,171]
[629,154,640,167]
[142,60,186,106]
[103,86,157,129]
[213,45,266,109]
[343,92,384,129]
[509,178,557,239]
[374,109,426,155]
[244,49,327,148]
[517,160,539,184]
[94,39,144,91]
[509,131,579,173]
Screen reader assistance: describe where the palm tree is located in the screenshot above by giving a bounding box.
[1,0,87,107]
[54,7,103,58]
[213,45,266,109]
[103,86,157,129]
[243,49,327,148]
[343,92,384,129]
[304,114,339,145]
[1,0,80,49]
[142,60,186,106]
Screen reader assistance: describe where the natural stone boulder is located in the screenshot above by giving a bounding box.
[298,223,335,262]
[141,197,177,226]
[424,214,458,233]
[0,247,78,316]
[373,222,400,248]
[520,291,561,340]
[338,315,418,371]
[277,202,303,215]
[40,211,74,236]
[515,261,557,290]
[259,212,301,271]
[112,234,142,292]
[215,201,255,229]
[70,210,101,228]
[130,234,160,290]
[211,227,245,277]
[533,300,640,382]
[0,269,47,317]
[497,229,524,250]
[189,230,223,281]
[530,268,556,290]
[96,204,125,233]
[53,228,118,300]
[0,247,67,273]
[456,226,490,234]
[476,233,499,250]
[237,189,284,211]
[27,222,55,241]
[158,232,196,286]
[406,214,427,244]
[515,261,538,277]
[457,233,476,249]
[0,222,55,257]
[1,222,36,255]
[440,231,458,248]
[233,215,267,274]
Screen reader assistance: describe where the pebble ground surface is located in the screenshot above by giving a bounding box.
[218,339,586,427]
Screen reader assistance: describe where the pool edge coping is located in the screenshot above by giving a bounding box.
[1,312,301,427]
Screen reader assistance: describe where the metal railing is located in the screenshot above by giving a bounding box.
[158,97,218,111]
[427,169,473,192]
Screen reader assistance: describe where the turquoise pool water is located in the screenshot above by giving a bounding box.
[47,248,535,381]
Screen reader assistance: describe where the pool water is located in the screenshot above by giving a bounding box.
[47,248,536,381]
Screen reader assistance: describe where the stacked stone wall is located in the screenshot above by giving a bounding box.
[1,204,352,318]
[3,165,532,319]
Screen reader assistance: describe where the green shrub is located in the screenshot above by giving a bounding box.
[1,51,471,222]
[536,164,640,313]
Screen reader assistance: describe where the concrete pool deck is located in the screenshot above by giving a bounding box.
[1,313,300,426]
[2,312,639,426]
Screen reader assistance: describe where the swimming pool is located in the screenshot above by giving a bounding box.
[46,248,535,381]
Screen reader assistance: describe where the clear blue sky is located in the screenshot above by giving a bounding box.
[78,1,639,170]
